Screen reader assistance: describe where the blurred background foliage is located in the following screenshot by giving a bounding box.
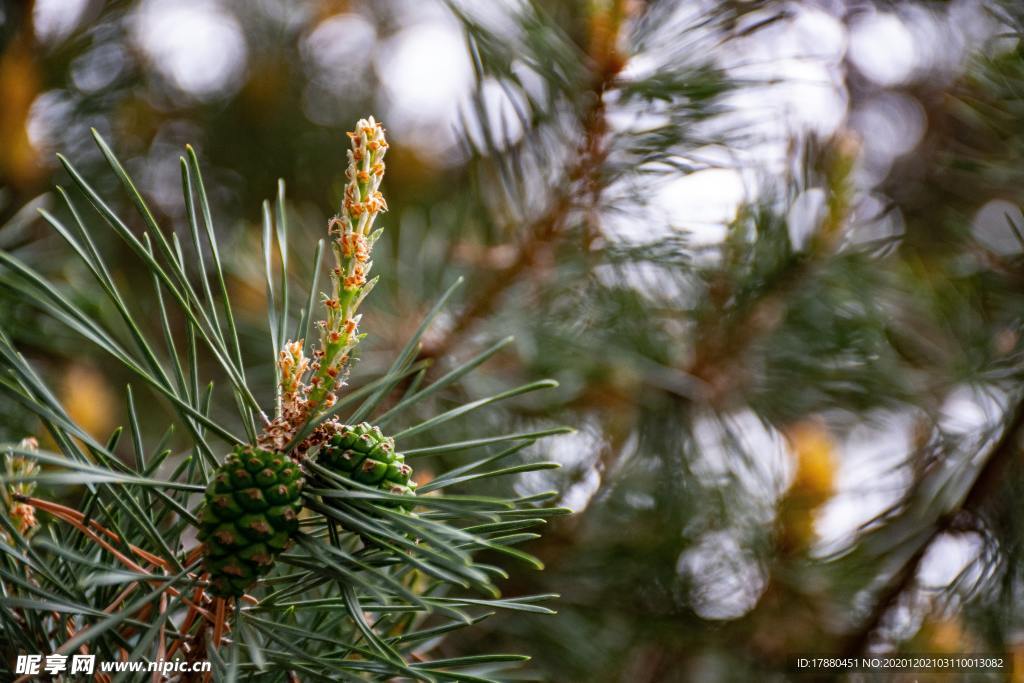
[4,0,1024,680]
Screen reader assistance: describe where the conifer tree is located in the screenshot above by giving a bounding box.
[3,1,1024,681]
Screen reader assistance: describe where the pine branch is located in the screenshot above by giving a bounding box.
[421,1,628,361]
[688,138,856,404]
[843,392,1024,656]
[0,120,568,679]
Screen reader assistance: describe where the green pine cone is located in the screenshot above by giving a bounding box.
[198,446,304,597]
[317,422,417,507]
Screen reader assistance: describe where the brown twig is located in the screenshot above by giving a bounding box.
[165,586,207,660]
[103,582,143,615]
[23,496,175,572]
[19,492,228,668]
[212,597,227,648]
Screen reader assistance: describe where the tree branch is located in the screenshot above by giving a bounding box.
[420,2,626,360]
[843,393,1024,656]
